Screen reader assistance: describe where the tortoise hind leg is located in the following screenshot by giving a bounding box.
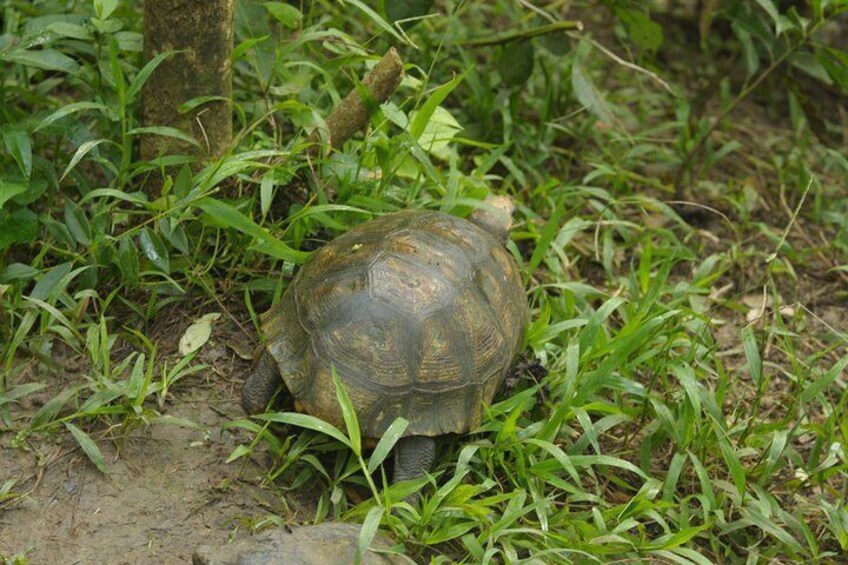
[392,435,436,484]
[241,351,286,414]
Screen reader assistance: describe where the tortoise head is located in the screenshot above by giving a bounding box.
[469,195,515,244]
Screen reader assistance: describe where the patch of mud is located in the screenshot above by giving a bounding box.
[0,386,310,564]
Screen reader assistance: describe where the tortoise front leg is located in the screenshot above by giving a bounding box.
[241,351,283,414]
[392,435,436,487]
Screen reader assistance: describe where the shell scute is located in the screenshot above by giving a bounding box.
[368,254,454,316]
[261,209,528,438]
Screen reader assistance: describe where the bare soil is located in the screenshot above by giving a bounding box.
[0,377,309,564]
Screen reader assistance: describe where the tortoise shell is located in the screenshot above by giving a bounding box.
[261,209,527,438]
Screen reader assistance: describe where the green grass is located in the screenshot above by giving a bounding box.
[2,0,848,563]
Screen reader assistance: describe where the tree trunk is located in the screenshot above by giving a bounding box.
[141,0,235,162]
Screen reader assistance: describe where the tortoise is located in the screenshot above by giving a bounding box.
[242,195,528,484]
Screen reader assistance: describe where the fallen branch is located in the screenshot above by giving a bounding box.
[308,47,404,153]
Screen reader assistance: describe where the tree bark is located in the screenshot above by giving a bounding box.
[141,0,235,162]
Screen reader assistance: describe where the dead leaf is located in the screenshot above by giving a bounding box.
[179,313,221,356]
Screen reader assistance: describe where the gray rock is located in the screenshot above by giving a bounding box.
[192,522,411,565]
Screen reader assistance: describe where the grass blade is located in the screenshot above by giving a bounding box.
[742,326,762,387]
[332,366,361,457]
[340,0,407,44]
[256,412,351,448]
[800,353,848,403]
[367,417,409,474]
[64,422,107,473]
[126,50,182,103]
[60,139,111,182]
[195,197,308,263]
[410,73,466,141]
[525,197,566,283]
[356,505,385,565]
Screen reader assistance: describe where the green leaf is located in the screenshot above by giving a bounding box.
[0,208,38,251]
[367,417,409,474]
[63,201,92,246]
[225,444,252,463]
[614,7,664,52]
[64,422,107,473]
[645,524,710,550]
[817,47,848,91]
[160,218,189,254]
[233,36,269,61]
[195,197,308,263]
[285,204,372,225]
[742,326,762,387]
[80,188,149,206]
[263,2,303,28]
[148,415,202,429]
[174,165,193,199]
[2,129,33,178]
[731,512,804,553]
[425,521,478,545]
[94,0,119,20]
[356,505,385,563]
[578,295,626,353]
[409,105,462,159]
[569,454,649,479]
[760,429,789,483]
[332,366,361,457]
[178,95,231,114]
[671,363,702,416]
[342,0,407,44]
[410,72,466,141]
[30,262,73,301]
[260,173,275,217]
[139,228,170,273]
[571,40,614,124]
[0,180,28,210]
[127,126,200,148]
[734,25,760,77]
[107,36,125,102]
[526,197,566,283]
[538,29,572,55]
[127,352,148,401]
[753,0,782,31]
[10,177,47,206]
[719,439,747,496]
[688,451,717,510]
[126,50,181,103]
[800,353,848,403]
[61,139,111,182]
[3,48,80,74]
[0,382,46,406]
[46,21,93,40]
[498,39,535,87]
[35,101,112,132]
[663,451,687,501]
[525,438,581,483]
[30,387,76,429]
[117,237,139,286]
[255,412,352,448]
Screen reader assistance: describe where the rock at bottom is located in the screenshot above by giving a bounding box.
[192,522,409,565]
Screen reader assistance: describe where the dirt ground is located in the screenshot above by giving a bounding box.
[0,377,308,564]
